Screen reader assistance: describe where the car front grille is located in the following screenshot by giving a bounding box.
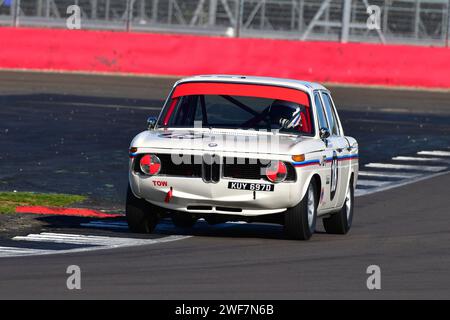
[157,154,202,177]
[134,154,296,182]
[202,157,221,183]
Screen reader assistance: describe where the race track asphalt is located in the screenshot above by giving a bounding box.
[0,71,449,299]
[0,172,449,299]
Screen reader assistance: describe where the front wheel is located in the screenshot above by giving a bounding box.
[284,180,317,240]
[126,185,159,234]
[323,181,354,234]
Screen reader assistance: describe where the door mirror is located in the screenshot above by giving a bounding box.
[147,116,157,130]
[319,127,330,140]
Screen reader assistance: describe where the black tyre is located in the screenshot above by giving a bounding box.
[172,214,197,228]
[323,181,354,234]
[126,185,159,234]
[284,180,318,240]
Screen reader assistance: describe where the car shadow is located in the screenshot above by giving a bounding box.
[33,215,326,240]
[156,219,287,239]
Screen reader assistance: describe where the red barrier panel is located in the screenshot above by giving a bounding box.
[0,27,449,88]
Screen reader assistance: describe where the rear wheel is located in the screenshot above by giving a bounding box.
[126,185,159,234]
[284,180,317,240]
[323,181,354,234]
[172,214,197,228]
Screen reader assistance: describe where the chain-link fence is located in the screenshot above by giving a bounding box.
[1,0,449,46]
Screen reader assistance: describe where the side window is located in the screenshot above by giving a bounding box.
[314,92,329,131]
[321,92,340,136]
[171,96,198,126]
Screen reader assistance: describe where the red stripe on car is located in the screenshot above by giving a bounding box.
[172,82,310,107]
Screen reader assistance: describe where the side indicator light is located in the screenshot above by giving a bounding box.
[292,154,305,162]
[129,147,138,158]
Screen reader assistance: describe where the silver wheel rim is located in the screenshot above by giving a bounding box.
[307,185,315,228]
[345,187,352,220]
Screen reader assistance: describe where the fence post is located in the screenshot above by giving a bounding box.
[45,0,50,18]
[341,0,352,43]
[208,0,218,26]
[12,0,21,27]
[126,0,134,32]
[152,0,159,23]
[447,0,450,47]
[235,0,243,37]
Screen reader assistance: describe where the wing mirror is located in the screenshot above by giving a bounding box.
[319,127,330,140]
[147,116,157,130]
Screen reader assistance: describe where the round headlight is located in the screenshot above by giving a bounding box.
[140,154,161,176]
[265,161,287,183]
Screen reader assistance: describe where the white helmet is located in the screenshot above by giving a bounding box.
[269,100,304,130]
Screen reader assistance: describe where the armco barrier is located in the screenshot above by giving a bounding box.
[0,27,449,89]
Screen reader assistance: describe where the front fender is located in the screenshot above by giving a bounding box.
[297,170,321,207]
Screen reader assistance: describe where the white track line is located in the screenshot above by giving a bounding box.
[357,180,391,187]
[358,171,420,179]
[0,233,191,258]
[355,189,369,197]
[417,151,450,157]
[13,232,182,246]
[392,156,450,163]
[356,170,449,197]
[365,163,446,172]
[0,246,52,257]
[357,152,450,195]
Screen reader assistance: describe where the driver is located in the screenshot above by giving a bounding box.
[268,100,305,130]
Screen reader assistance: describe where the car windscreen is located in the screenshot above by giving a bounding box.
[158,94,314,134]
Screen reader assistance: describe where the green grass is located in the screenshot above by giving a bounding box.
[0,192,86,214]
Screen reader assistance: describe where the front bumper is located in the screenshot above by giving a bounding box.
[129,171,311,217]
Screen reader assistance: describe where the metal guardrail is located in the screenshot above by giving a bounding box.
[1,0,449,46]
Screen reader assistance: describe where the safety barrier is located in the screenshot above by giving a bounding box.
[0,27,449,88]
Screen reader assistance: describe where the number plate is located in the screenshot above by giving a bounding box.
[227,182,274,192]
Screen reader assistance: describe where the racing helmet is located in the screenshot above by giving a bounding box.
[268,100,305,130]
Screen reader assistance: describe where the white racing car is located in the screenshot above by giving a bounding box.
[127,75,358,240]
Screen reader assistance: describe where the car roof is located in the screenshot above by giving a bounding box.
[175,75,328,93]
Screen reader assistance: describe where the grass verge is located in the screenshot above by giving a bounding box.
[0,192,86,214]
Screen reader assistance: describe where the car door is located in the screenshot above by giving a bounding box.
[320,90,350,209]
[313,91,334,211]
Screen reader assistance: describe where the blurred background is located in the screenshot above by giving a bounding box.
[1,0,449,46]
